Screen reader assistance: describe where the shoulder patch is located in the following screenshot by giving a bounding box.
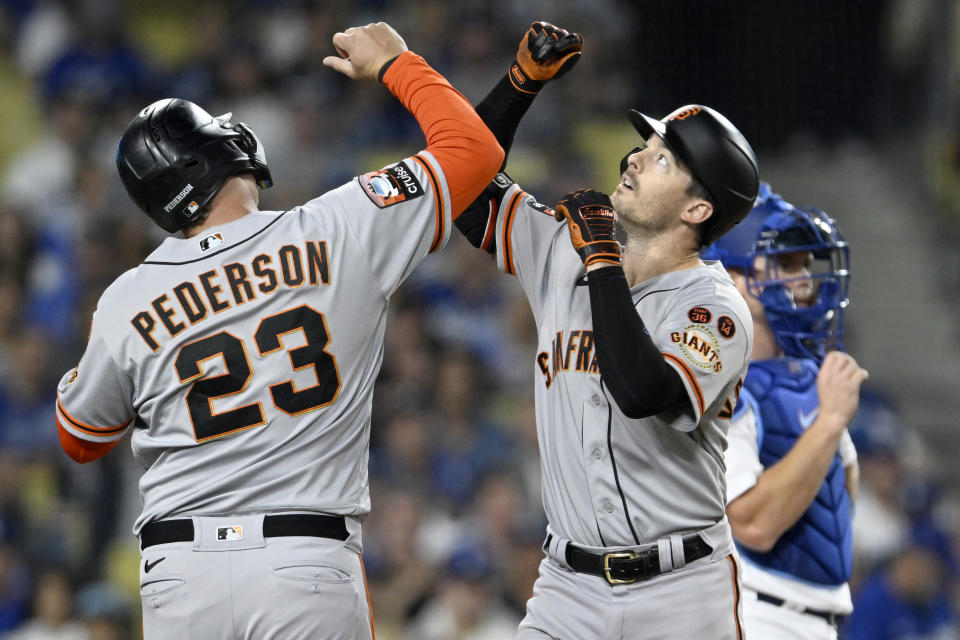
[358,161,424,208]
[670,324,723,373]
[528,200,556,217]
[717,315,736,339]
[687,306,712,323]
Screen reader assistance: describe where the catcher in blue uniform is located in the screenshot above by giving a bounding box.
[703,183,869,639]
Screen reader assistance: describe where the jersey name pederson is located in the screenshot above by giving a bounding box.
[131,240,331,351]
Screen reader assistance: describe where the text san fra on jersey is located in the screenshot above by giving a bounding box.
[131,239,331,351]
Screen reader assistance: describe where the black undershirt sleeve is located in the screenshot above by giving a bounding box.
[587,266,689,419]
[453,73,539,248]
[474,74,538,168]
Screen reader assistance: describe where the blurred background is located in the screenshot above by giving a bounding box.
[0,0,958,638]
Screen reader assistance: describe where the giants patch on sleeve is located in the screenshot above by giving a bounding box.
[358,161,424,208]
[670,324,723,373]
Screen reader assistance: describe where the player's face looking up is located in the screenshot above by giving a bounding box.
[611,135,709,238]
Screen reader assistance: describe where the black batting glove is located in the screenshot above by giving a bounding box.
[509,21,583,94]
[554,188,621,268]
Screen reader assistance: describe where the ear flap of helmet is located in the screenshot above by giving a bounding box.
[232,122,273,189]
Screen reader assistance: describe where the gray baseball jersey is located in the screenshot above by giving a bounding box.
[492,183,753,547]
[55,151,452,546]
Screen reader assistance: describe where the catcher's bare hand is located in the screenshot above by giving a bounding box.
[816,351,868,432]
[510,21,583,93]
[554,188,621,268]
[323,22,408,80]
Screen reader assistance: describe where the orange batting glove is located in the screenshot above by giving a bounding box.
[554,189,622,268]
[509,21,583,94]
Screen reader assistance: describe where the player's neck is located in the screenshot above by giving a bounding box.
[621,234,702,287]
[182,175,260,239]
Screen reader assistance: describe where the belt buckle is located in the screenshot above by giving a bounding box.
[602,551,638,585]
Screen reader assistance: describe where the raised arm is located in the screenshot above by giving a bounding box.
[476,21,582,162]
[456,21,582,247]
[323,22,503,214]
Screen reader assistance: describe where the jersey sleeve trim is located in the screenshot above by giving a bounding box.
[56,397,132,438]
[57,419,119,463]
[501,189,527,276]
[480,198,498,252]
[411,153,446,253]
[662,352,705,417]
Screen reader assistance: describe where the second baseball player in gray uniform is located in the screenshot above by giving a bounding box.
[53,23,502,640]
[456,24,759,638]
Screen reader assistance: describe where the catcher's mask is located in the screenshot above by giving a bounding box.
[116,98,273,233]
[750,205,850,364]
[703,183,850,363]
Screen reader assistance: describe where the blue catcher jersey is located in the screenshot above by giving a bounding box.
[735,358,853,586]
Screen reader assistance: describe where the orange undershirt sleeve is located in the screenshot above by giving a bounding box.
[382,51,503,216]
[57,419,119,463]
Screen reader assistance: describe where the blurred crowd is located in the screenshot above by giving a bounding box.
[0,1,957,639]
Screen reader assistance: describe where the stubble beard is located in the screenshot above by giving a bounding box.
[613,192,665,241]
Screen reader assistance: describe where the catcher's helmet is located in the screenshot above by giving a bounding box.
[700,182,789,271]
[703,183,850,363]
[627,105,759,246]
[116,98,273,232]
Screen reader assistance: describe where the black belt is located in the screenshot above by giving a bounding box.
[551,533,713,585]
[756,591,843,627]
[140,514,349,550]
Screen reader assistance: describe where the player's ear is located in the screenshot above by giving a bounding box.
[681,199,713,226]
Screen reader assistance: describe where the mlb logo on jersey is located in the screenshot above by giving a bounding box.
[359,161,424,208]
[217,525,243,541]
[199,232,224,252]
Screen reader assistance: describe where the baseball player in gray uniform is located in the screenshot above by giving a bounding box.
[455,23,759,639]
[53,23,502,640]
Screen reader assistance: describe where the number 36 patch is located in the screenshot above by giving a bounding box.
[358,161,424,208]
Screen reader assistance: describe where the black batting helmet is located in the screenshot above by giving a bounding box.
[627,105,758,246]
[116,98,273,233]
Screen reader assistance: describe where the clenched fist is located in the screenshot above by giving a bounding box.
[816,351,869,432]
[323,22,408,81]
[510,21,583,94]
[554,188,621,268]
